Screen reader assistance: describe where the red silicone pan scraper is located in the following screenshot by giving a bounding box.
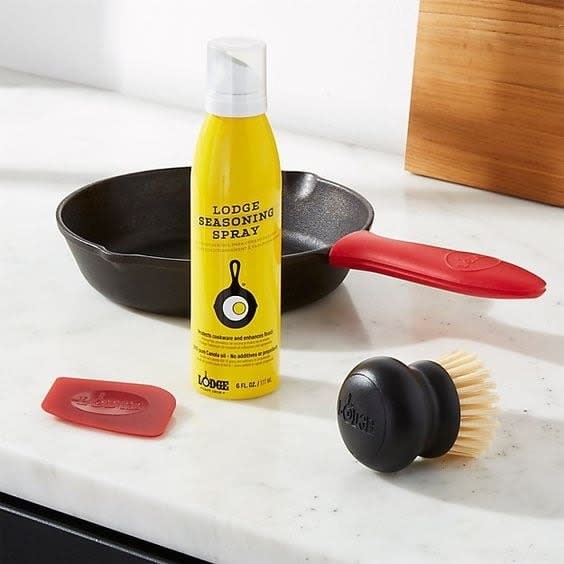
[42,377,176,437]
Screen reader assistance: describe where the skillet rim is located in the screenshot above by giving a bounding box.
[55,167,375,266]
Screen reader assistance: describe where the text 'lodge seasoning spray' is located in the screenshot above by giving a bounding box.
[191,38,281,399]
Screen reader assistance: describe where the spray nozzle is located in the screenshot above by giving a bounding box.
[206,37,267,117]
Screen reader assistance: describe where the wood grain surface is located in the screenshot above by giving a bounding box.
[405,0,564,206]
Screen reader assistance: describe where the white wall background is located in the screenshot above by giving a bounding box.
[0,0,419,154]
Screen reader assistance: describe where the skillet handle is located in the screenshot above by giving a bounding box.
[328,231,546,299]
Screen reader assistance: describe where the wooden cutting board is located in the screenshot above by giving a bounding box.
[405,0,564,206]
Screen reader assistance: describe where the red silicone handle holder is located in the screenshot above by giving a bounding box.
[328,231,546,299]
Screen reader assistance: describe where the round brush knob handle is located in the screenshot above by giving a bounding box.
[337,357,460,473]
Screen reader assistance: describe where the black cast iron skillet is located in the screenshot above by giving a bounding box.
[57,167,372,315]
[56,167,545,317]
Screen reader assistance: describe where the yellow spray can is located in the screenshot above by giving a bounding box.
[190,38,281,399]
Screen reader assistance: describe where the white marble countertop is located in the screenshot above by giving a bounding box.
[1,68,563,564]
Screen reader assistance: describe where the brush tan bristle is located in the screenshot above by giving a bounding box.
[438,351,498,458]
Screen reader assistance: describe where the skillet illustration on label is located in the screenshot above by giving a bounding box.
[214,259,258,328]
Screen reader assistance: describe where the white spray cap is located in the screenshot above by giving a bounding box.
[206,37,267,117]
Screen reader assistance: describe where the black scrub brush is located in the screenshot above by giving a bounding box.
[337,352,497,473]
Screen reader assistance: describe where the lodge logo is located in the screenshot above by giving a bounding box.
[338,393,377,436]
[198,371,229,392]
[71,390,148,416]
